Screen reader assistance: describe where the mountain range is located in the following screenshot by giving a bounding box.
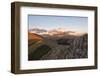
[29,28,87,36]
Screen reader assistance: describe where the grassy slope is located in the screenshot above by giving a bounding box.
[28,39,52,60]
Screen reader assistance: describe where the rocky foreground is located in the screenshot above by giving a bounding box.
[40,34,88,60]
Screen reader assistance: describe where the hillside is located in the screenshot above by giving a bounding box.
[28,32,43,40]
[28,32,52,60]
[28,31,88,60]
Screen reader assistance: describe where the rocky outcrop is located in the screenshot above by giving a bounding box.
[40,34,88,60]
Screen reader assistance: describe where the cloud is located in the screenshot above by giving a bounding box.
[29,28,47,34]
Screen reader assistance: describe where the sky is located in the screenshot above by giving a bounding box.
[28,15,88,33]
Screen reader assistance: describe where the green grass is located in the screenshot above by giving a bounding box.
[28,44,51,60]
[28,40,46,54]
[28,39,38,46]
[28,39,52,60]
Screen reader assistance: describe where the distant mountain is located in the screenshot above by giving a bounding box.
[29,28,86,36]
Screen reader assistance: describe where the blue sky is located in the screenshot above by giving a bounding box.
[28,15,88,33]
